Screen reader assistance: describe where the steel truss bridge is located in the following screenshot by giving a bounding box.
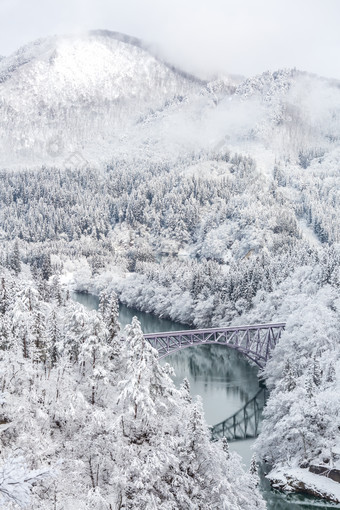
[144,322,286,369]
[144,322,285,441]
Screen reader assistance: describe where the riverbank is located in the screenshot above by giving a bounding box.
[269,467,340,505]
[71,289,340,510]
[71,290,260,429]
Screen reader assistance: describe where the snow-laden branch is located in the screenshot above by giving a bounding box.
[0,456,51,508]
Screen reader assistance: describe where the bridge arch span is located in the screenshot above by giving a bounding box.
[144,323,285,369]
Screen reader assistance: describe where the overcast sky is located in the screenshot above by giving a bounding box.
[0,0,339,80]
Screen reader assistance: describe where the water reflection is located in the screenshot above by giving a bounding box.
[118,303,192,334]
[71,291,99,310]
[71,292,191,333]
[166,345,259,426]
[71,292,338,510]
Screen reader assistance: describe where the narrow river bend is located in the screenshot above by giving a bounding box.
[72,291,340,510]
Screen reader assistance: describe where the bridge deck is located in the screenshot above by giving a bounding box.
[144,322,286,338]
[142,323,285,440]
[144,322,285,368]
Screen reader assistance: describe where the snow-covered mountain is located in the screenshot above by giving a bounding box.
[234,68,340,154]
[0,31,340,508]
[0,31,207,167]
[1,30,340,171]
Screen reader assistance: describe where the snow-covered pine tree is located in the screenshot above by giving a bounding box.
[283,359,297,392]
[98,290,109,318]
[31,306,47,364]
[41,254,52,281]
[221,436,230,460]
[0,277,9,315]
[78,312,112,405]
[10,240,21,275]
[305,364,315,399]
[312,354,322,387]
[114,317,185,508]
[180,377,192,404]
[249,454,260,487]
[177,400,215,507]
[47,309,61,367]
[51,275,63,306]
[64,305,91,363]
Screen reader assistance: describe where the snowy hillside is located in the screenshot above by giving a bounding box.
[1,31,340,169]
[234,68,340,156]
[0,30,340,508]
[0,31,205,167]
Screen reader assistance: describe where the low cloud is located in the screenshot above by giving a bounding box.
[0,0,339,80]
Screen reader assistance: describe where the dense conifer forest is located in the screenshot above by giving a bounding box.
[0,30,339,508]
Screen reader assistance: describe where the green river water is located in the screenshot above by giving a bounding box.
[72,291,340,510]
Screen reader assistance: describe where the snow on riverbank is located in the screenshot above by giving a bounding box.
[59,258,126,296]
[269,467,340,504]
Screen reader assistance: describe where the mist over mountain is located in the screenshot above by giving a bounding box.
[0,30,340,509]
[0,30,204,167]
[1,30,339,170]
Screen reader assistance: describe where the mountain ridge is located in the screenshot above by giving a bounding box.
[0,31,339,170]
[0,30,208,87]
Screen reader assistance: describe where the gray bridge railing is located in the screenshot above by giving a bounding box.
[143,323,285,441]
[144,322,285,368]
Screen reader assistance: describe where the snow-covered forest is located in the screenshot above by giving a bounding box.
[0,30,340,508]
[0,264,266,508]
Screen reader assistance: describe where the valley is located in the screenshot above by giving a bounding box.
[0,29,339,509]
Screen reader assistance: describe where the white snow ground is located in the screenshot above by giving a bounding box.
[269,467,340,504]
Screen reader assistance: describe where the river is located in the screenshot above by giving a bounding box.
[72,291,340,510]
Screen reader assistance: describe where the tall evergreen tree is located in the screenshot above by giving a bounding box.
[249,454,259,487]
[0,278,9,315]
[41,254,52,281]
[11,240,21,275]
[106,293,120,347]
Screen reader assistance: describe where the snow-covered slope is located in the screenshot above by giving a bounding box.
[1,31,340,170]
[1,31,340,507]
[234,68,340,154]
[0,31,203,107]
[0,31,207,167]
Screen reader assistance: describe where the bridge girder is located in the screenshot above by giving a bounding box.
[144,323,285,369]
